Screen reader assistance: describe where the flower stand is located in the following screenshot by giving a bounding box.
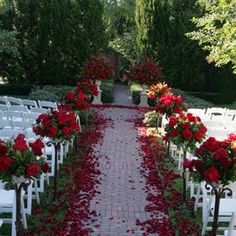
[139,84,148,107]
[92,80,103,105]
[12,176,30,236]
[205,183,232,236]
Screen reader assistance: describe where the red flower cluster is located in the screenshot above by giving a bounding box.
[127,57,161,85]
[156,94,187,117]
[165,113,207,151]
[0,134,48,184]
[76,80,98,97]
[186,135,236,186]
[64,90,91,111]
[83,55,114,81]
[33,107,80,140]
[148,82,172,100]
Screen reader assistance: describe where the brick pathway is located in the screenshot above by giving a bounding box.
[87,85,152,235]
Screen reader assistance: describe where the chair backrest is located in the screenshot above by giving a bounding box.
[206,107,227,117]
[8,105,29,112]
[6,96,23,106]
[30,107,48,113]
[203,120,223,130]
[21,99,38,108]
[0,96,8,105]
[38,100,57,109]
[207,129,230,141]
[0,104,8,111]
[188,108,206,116]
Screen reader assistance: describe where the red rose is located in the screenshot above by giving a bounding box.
[171,130,179,138]
[62,127,73,137]
[163,98,172,106]
[47,127,58,138]
[183,159,192,169]
[169,116,178,127]
[214,148,228,160]
[0,155,13,172]
[182,123,190,130]
[204,165,220,183]
[194,131,203,141]
[13,134,28,152]
[182,129,193,140]
[0,141,8,156]
[199,124,207,133]
[41,162,49,173]
[192,160,204,171]
[29,139,45,156]
[65,91,74,101]
[205,137,220,152]
[173,105,181,114]
[26,164,40,177]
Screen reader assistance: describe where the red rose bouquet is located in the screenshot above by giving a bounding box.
[186,135,236,186]
[148,82,172,100]
[0,134,48,184]
[164,113,207,151]
[127,57,161,85]
[82,55,114,81]
[156,94,187,117]
[33,107,80,141]
[76,80,98,97]
[64,90,91,111]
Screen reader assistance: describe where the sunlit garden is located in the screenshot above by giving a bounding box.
[0,0,236,235]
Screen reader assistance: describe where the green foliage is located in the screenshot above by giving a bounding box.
[28,85,73,102]
[0,0,18,62]
[187,0,236,73]
[0,84,34,95]
[0,0,107,85]
[101,79,114,103]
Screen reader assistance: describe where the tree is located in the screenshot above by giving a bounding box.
[187,0,236,73]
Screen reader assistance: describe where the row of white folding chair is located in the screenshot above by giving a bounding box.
[0,104,48,113]
[0,96,58,110]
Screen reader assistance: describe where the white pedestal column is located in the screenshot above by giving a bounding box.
[139,84,148,107]
[92,80,103,105]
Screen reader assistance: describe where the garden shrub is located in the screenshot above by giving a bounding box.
[28,85,73,102]
[101,80,114,103]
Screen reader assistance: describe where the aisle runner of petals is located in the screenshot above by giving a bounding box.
[57,114,112,235]
[134,117,200,235]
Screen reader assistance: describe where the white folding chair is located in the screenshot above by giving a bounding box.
[0,96,8,105]
[21,99,38,108]
[6,97,23,106]
[0,189,27,236]
[12,120,33,130]
[2,111,25,121]
[207,129,231,141]
[0,104,8,111]
[0,119,14,129]
[30,107,48,113]
[24,112,40,123]
[38,100,57,110]
[7,105,29,112]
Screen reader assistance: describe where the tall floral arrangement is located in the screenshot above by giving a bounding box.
[127,57,161,85]
[186,135,236,186]
[82,55,114,81]
[0,134,48,184]
[156,94,187,117]
[148,82,172,100]
[64,90,91,111]
[164,113,207,151]
[76,80,98,97]
[33,107,80,140]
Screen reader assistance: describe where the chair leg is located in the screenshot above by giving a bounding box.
[194,185,201,212]
[34,179,40,204]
